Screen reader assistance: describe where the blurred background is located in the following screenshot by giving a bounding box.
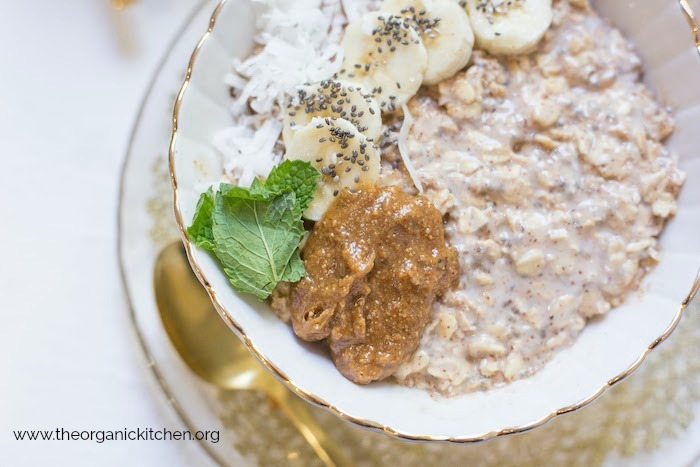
[0,1,207,465]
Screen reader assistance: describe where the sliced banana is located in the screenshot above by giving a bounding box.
[284,117,381,221]
[282,79,382,147]
[339,11,427,111]
[382,0,474,85]
[464,0,553,55]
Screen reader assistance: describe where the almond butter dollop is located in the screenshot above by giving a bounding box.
[273,185,459,384]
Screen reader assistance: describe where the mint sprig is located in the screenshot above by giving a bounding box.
[187,160,320,299]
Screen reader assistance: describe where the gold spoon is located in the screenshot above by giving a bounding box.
[154,242,350,467]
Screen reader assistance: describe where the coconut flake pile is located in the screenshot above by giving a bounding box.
[214,0,415,190]
[215,0,355,186]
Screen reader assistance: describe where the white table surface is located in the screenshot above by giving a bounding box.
[1,1,699,466]
[0,1,207,465]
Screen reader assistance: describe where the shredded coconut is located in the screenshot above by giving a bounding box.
[214,0,364,185]
[340,0,381,22]
[229,1,345,115]
[213,0,378,186]
[213,117,282,187]
[398,104,424,193]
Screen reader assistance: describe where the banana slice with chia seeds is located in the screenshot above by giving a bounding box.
[464,0,553,55]
[282,79,382,147]
[284,117,381,221]
[339,11,428,112]
[382,0,474,85]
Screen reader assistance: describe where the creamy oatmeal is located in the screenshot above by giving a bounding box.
[381,0,685,395]
[205,0,687,394]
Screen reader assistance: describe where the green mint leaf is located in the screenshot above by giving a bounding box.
[212,191,305,300]
[249,177,268,197]
[186,187,215,250]
[280,249,306,283]
[187,160,319,299]
[220,182,270,200]
[264,159,321,211]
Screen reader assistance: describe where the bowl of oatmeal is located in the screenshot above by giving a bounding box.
[170,0,700,440]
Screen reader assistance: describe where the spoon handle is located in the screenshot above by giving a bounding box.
[276,393,353,467]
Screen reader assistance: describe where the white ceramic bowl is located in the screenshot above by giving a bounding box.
[170,0,700,441]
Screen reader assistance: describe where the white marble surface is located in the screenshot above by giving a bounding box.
[1,0,699,466]
[0,1,211,465]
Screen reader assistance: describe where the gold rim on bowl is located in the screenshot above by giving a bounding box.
[168,0,700,443]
